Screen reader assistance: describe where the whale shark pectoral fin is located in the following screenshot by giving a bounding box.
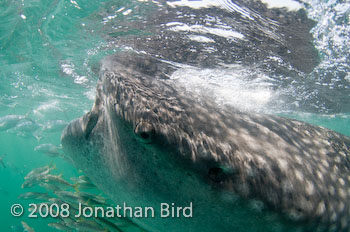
[61,110,98,144]
[84,111,99,140]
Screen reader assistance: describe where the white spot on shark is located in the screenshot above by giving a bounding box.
[305,180,315,195]
[294,170,303,181]
[316,201,325,215]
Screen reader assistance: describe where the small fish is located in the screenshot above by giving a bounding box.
[93,217,123,232]
[24,164,56,180]
[54,191,81,204]
[71,175,96,190]
[22,165,56,188]
[76,181,97,190]
[39,182,61,192]
[6,162,24,175]
[42,120,68,133]
[22,177,44,188]
[21,221,35,232]
[108,212,145,231]
[66,220,107,232]
[48,197,66,205]
[78,175,92,183]
[77,192,106,205]
[61,153,74,164]
[61,215,77,224]
[48,197,80,216]
[7,120,40,138]
[0,115,25,131]
[48,198,79,216]
[18,192,51,201]
[44,174,75,188]
[48,222,73,231]
[34,144,62,157]
[0,154,6,168]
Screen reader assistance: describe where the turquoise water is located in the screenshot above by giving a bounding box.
[1,0,350,231]
[0,0,110,231]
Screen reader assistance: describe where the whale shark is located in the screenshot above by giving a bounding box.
[61,1,350,231]
[61,51,350,232]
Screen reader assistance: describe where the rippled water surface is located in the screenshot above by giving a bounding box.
[0,0,350,231]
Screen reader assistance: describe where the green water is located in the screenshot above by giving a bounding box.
[0,0,112,231]
[1,0,350,231]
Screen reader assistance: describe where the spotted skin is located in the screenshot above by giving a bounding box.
[62,52,350,232]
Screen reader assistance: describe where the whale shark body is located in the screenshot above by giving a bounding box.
[62,1,350,231]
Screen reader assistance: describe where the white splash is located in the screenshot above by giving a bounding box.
[74,76,88,84]
[167,0,252,19]
[60,62,89,85]
[345,74,350,83]
[33,100,62,117]
[188,35,215,43]
[166,0,222,9]
[167,22,244,40]
[61,63,74,76]
[302,0,350,86]
[122,9,132,16]
[70,0,81,9]
[84,88,96,101]
[259,0,303,11]
[117,7,126,12]
[166,66,277,113]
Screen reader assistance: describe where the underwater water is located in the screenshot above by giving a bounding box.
[0,0,350,231]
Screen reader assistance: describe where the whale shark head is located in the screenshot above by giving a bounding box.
[61,52,246,231]
[62,52,350,232]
